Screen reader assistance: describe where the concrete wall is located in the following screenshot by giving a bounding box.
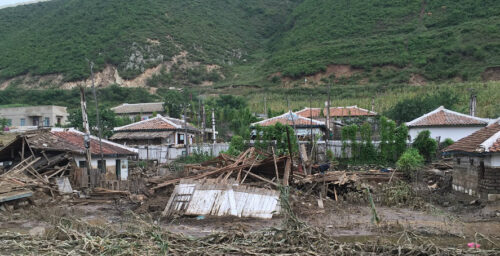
[451,156,479,196]
[73,156,129,181]
[409,126,483,142]
[137,143,229,163]
[0,105,68,127]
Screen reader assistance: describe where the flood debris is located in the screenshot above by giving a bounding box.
[0,128,137,207]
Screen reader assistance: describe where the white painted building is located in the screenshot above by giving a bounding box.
[406,106,492,143]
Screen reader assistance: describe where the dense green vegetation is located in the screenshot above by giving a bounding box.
[0,0,295,81]
[270,0,500,81]
[0,0,498,86]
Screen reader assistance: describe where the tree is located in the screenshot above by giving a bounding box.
[163,90,184,118]
[68,107,120,138]
[379,116,396,162]
[412,130,438,162]
[394,124,409,160]
[359,122,377,162]
[385,90,459,124]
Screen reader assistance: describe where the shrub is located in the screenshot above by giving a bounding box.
[440,138,454,149]
[412,130,437,162]
[175,150,213,164]
[326,149,335,162]
[226,135,246,156]
[396,148,424,174]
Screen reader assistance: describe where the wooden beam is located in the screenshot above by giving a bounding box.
[272,147,280,184]
[283,157,291,186]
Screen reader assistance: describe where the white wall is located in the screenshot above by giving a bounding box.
[73,156,129,180]
[485,154,500,168]
[137,143,229,163]
[409,126,483,142]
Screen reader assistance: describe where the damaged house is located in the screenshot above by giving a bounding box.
[443,120,500,201]
[295,106,378,139]
[251,111,326,140]
[109,115,220,163]
[0,128,137,183]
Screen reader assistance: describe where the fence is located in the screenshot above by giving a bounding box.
[136,143,229,163]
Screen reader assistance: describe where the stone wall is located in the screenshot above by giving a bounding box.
[452,155,500,200]
[478,167,500,201]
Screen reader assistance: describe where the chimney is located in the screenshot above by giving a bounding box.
[469,93,477,117]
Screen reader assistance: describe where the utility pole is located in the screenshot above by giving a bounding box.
[87,60,105,173]
[469,89,477,117]
[79,86,92,173]
[212,109,216,156]
[184,105,190,155]
[264,95,267,118]
[201,103,206,143]
[212,109,216,144]
[326,83,331,145]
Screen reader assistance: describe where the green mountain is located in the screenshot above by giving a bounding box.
[0,0,499,88]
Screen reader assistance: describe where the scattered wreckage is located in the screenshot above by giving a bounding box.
[1,130,402,220]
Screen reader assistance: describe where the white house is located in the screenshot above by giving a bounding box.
[406,106,492,143]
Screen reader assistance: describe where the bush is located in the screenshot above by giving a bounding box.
[412,130,437,162]
[326,149,335,162]
[440,138,454,149]
[226,135,246,156]
[396,148,424,174]
[175,150,213,164]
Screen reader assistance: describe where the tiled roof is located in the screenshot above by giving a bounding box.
[406,106,490,127]
[113,115,198,132]
[111,102,164,114]
[296,106,377,118]
[26,128,137,156]
[444,122,500,153]
[491,137,500,152]
[252,112,325,127]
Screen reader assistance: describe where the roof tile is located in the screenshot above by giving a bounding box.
[407,107,489,127]
[296,106,377,118]
[444,123,500,153]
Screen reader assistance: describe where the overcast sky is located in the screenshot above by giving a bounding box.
[0,0,49,9]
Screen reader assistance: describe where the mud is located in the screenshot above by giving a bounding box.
[1,184,500,251]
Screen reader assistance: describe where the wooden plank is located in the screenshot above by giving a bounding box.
[0,190,32,203]
[282,157,291,186]
[271,147,280,184]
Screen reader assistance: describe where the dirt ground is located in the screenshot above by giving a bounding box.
[1,180,500,252]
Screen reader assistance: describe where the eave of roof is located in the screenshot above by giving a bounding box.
[406,106,490,127]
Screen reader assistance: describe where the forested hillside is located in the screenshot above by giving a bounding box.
[269,0,500,82]
[0,0,499,87]
[0,0,296,82]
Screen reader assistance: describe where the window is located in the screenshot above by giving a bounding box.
[6,119,12,126]
[470,158,474,166]
[79,161,87,168]
[57,116,62,125]
[43,117,50,127]
[178,133,185,144]
[97,160,106,173]
[456,158,461,165]
[20,118,26,126]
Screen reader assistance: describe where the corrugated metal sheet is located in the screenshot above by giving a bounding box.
[163,179,280,219]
